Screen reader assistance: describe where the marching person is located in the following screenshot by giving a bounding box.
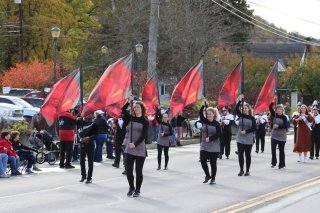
[292,102,302,144]
[155,106,173,170]
[220,107,234,159]
[79,119,97,184]
[199,100,221,184]
[293,104,314,162]
[58,109,78,169]
[236,95,256,176]
[112,118,127,170]
[269,101,288,169]
[122,96,149,197]
[254,112,268,153]
[176,112,186,146]
[310,104,320,160]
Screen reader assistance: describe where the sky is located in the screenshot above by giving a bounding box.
[248,0,320,39]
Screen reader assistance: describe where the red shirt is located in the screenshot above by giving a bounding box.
[0,138,17,157]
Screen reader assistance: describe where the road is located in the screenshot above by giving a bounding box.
[1,134,320,213]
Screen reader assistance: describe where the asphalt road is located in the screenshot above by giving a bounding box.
[1,134,320,213]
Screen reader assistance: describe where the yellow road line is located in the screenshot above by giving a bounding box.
[212,176,320,213]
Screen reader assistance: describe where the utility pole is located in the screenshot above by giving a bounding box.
[147,0,160,79]
[15,0,23,62]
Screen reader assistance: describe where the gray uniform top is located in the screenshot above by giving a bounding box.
[200,124,220,152]
[236,117,255,145]
[157,124,171,147]
[124,121,146,157]
[271,117,287,142]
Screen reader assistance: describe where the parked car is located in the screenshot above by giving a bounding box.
[0,95,40,119]
[24,91,47,98]
[21,97,44,108]
[0,103,25,126]
[7,88,34,97]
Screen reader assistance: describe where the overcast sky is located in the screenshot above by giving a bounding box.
[248,0,320,39]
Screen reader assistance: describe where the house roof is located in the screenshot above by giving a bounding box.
[249,43,306,63]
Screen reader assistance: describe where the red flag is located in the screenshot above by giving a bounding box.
[40,68,80,126]
[142,73,159,115]
[82,53,132,116]
[169,59,204,118]
[254,62,277,113]
[218,61,243,108]
[105,100,128,118]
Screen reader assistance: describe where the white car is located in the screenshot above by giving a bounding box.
[0,103,25,125]
[0,95,40,118]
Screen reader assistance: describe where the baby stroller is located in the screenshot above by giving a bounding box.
[29,130,60,165]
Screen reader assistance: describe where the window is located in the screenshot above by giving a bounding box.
[0,98,14,104]
[160,84,166,95]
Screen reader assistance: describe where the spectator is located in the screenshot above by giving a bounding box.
[0,131,21,175]
[106,117,115,159]
[10,131,41,174]
[0,142,9,178]
[150,116,159,144]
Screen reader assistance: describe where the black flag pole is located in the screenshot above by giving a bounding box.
[201,54,208,137]
[275,59,279,106]
[241,56,244,130]
[80,65,84,111]
[130,50,134,145]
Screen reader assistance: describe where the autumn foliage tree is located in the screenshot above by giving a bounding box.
[1,60,67,89]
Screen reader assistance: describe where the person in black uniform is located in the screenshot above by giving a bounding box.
[112,117,127,172]
[220,107,234,159]
[255,112,268,153]
[79,117,97,184]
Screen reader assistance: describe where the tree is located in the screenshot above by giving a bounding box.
[1,60,68,89]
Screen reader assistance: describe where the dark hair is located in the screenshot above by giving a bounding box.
[0,131,10,139]
[133,101,147,117]
[10,131,20,141]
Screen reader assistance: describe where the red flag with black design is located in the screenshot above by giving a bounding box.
[169,59,204,118]
[82,53,132,116]
[142,73,159,116]
[105,100,128,118]
[254,62,278,113]
[218,61,243,108]
[40,68,81,126]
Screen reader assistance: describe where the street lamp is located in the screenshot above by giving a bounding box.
[51,26,60,83]
[135,43,143,97]
[101,45,108,74]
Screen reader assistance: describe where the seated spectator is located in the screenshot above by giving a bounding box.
[11,131,41,174]
[0,143,9,178]
[0,131,21,175]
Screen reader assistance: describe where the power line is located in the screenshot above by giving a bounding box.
[248,0,320,27]
[219,0,320,46]
[211,0,320,47]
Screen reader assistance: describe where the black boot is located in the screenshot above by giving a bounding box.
[80,176,86,182]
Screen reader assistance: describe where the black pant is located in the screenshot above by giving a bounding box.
[255,131,266,152]
[237,143,252,172]
[271,138,286,167]
[80,142,94,180]
[126,153,145,191]
[114,144,125,166]
[220,132,231,157]
[310,133,320,158]
[60,141,74,166]
[157,144,169,168]
[294,126,297,144]
[200,151,218,180]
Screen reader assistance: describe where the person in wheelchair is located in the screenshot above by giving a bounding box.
[10,131,42,174]
[0,131,21,175]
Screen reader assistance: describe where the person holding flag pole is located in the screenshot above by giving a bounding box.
[235,94,256,176]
